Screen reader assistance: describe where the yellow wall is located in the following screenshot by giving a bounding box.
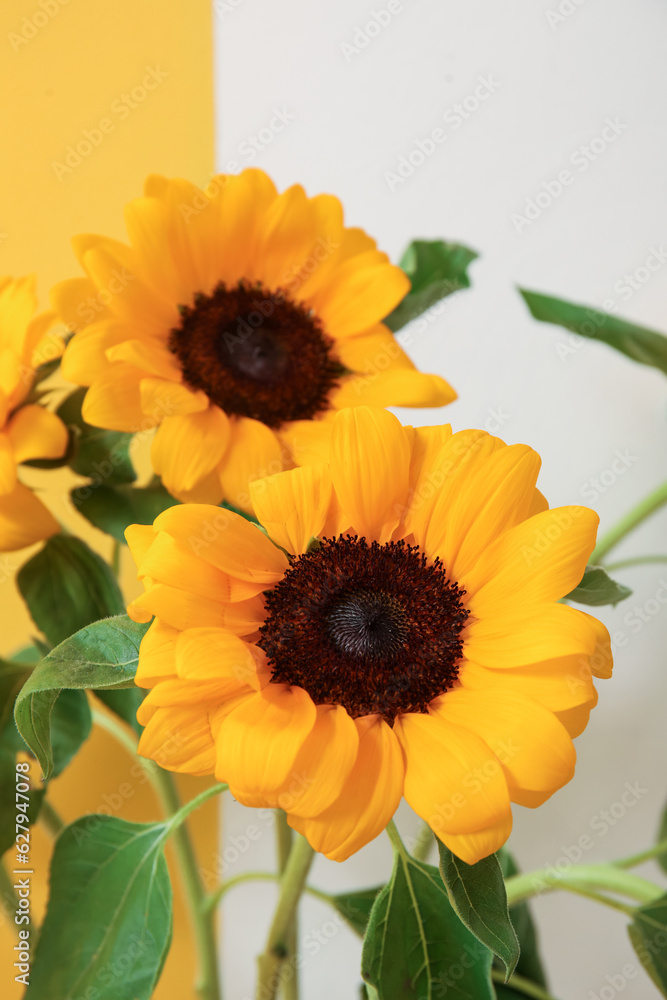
[1,2,217,997]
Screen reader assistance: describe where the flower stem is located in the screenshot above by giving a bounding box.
[39,799,65,838]
[275,811,298,1000]
[591,479,667,563]
[604,555,667,571]
[255,834,315,1000]
[505,864,662,908]
[110,538,121,578]
[91,707,224,1000]
[154,769,223,1000]
[491,969,562,1000]
[411,821,434,863]
[613,838,667,870]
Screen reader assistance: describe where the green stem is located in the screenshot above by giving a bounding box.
[556,883,635,916]
[505,864,661,908]
[205,871,279,911]
[155,770,224,1000]
[110,539,121,578]
[255,834,315,1000]
[39,799,65,838]
[605,555,667,571]
[614,838,667,870]
[491,969,562,1000]
[275,811,298,1000]
[385,818,406,856]
[592,479,667,563]
[411,821,434,863]
[91,707,224,1000]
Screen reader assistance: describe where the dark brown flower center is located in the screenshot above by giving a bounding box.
[168,280,343,428]
[258,536,469,723]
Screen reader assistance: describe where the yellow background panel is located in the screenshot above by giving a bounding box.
[1,2,217,997]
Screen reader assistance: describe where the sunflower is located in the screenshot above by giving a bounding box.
[125,407,611,864]
[52,170,455,509]
[0,276,68,551]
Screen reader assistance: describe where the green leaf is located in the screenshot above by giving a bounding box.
[498,850,548,989]
[18,535,125,647]
[0,660,46,854]
[564,564,632,607]
[72,480,180,543]
[57,387,136,485]
[14,616,148,779]
[437,841,520,979]
[331,886,384,937]
[520,289,667,376]
[628,893,667,995]
[361,853,495,999]
[384,240,478,333]
[26,816,172,1000]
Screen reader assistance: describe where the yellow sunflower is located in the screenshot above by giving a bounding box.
[125,407,611,865]
[0,276,68,551]
[52,170,455,509]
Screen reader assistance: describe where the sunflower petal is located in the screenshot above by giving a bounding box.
[151,407,231,495]
[8,405,68,464]
[0,482,60,550]
[249,464,333,554]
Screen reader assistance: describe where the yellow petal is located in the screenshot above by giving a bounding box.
[249,464,333,554]
[555,695,598,738]
[253,184,318,287]
[8,405,68,464]
[82,363,147,432]
[125,523,157,566]
[393,712,511,835]
[464,506,600,614]
[586,613,613,679]
[136,529,266,602]
[439,814,514,865]
[201,169,279,285]
[0,433,17,493]
[174,628,265,690]
[330,370,456,411]
[280,418,334,467]
[124,195,200,304]
[268,705,359,817]
[437,444,543,580]
[0,275,37,353]
[61,321,135,384]
[218,416,286,513]
[154,503,289,582]
[458,656,597,713]
[432,688,576,797]
[138,704,216,775]
[329,407,410,541]
[151,407,231,495]
[335,325,415,374]
[106,338,182,380]
[135,619,179,686]
[50,277,112,333]
[463,603,598,668]
[127,584,264,634]
[77,239,178,329]
[313,253,410,339]
[288,715,404,861]
[215,684,317,800]
[140,377,209,418]
[0,482,60,551]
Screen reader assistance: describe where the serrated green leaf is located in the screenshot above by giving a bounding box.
[362,853,494,999]
[72,480,179,543]
[520,288,667,376]
[331,886,384,937]
[437,841,519,978]
[18,535,125,647]
[58,387,136,485]
[564,564,632,607]
[628,893,667,995]
[26,816,172,1000]
[13,616,148,778]
[384,239,478,332]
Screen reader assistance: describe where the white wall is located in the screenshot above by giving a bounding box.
[214,2,667,996]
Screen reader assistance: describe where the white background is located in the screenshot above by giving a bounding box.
[214,2,667,996]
